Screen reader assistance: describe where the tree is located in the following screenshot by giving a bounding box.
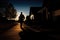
[5,3,17,20]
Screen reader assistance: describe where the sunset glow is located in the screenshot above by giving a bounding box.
[15,11,27,21]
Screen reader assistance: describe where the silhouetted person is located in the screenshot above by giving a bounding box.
[19,12,25,29]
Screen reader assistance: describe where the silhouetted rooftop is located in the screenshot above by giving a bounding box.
[43,0,60,11]
[30,7,42,14]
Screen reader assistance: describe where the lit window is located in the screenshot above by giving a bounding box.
[30,14,34,20]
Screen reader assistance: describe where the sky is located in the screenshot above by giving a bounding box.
[9,0,43,20]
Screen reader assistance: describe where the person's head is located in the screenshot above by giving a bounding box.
[21,12,23,14]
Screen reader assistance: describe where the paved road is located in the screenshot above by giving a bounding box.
[0,22,60,40]
[0,23,22,40]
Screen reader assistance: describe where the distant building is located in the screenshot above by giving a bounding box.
[30,7,42,15]
[29,7,47,25]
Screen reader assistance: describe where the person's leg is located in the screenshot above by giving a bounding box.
[20,22,22,28]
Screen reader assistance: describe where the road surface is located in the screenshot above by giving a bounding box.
[0,22,60,40]
[0,23,22,40]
